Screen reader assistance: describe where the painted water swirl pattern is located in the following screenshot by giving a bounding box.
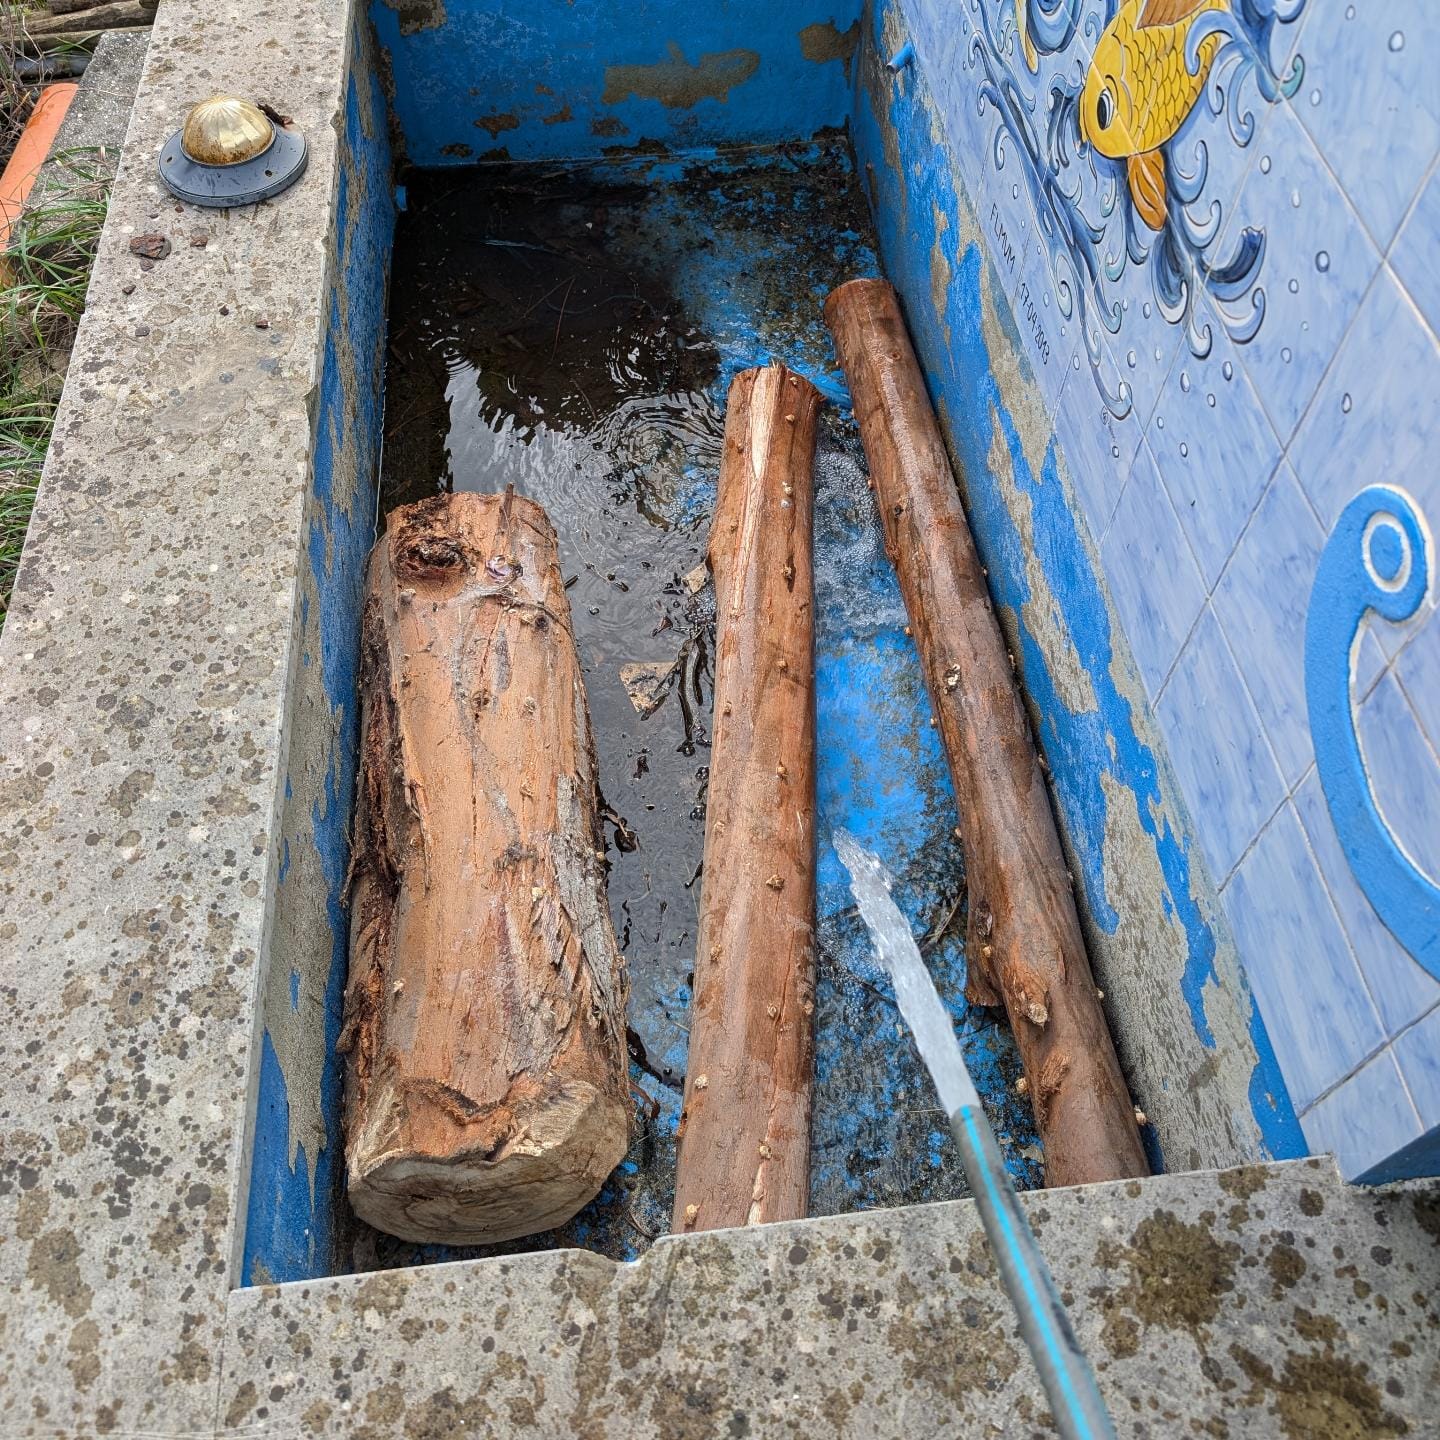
[969,0,1305,417]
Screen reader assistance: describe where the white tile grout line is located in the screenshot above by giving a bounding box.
[1295,991,1440,1126]
[934,7,1438,1108]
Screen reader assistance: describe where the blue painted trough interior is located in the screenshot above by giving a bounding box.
[239,0,1440,1284]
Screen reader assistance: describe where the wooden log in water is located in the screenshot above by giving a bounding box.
[672,365,821,1233]
[825,278,1148,1188]
[341,491,631,1245]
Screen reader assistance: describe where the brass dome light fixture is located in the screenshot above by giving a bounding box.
[158,95,308,208]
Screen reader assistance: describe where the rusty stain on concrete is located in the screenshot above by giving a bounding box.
[800,19,861,78]
[602,43,760,109]
[475,111,520,139]
[380,0,446,36]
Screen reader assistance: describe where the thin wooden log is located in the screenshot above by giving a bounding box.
[672,365,821,1233]
[46,0,153,14]
[341,491,631,1245]
[15,25,151,55]
[825,278,1148,1187]
[25,1,154,35]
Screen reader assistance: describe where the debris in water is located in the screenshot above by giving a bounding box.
[619,658,681,718]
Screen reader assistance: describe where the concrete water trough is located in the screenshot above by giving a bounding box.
[3,0,1438,1433]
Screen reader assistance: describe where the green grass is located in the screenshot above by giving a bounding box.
[0,152,110,627]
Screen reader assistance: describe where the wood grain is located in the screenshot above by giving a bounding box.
[341,491,630,1244]
[672,365,821,1233]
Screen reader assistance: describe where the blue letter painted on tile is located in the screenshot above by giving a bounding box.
[1306,485,1439,976]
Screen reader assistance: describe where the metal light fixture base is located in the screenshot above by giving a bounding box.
[158,97,308,209]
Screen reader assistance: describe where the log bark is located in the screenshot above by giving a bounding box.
[27,2,154,35]
[44,0,154,16]
[825,279,1148,1187]
[341,491,630,1245]
[15,26,151,55]
[672,365,821,1233]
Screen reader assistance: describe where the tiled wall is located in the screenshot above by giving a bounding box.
[902,0,1439,1180]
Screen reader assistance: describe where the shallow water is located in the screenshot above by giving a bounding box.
[367,142,1040,1267]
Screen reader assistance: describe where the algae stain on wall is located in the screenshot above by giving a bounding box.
[602,43,761,108]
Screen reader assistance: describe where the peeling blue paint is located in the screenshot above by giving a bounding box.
[371,0,861,166]
[241,46,396,1286]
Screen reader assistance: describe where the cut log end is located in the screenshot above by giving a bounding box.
[348,1084,629,1246]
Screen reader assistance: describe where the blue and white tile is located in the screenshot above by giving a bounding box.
[1355,629,1388,703]
[1291,269,1440,659]
[1391,159,1440,341]
[1101,441,1208,701]
[1007,224,1085,418]
[1218,103,1381,445]
[1054,347,1145,545]
[938,14,1044,276]
[903,0,952,77]
[1294,771,1440,1038]
[1226,802,1387,1111]
[1212,464,1326,785]
[1148,316,1282,589]
[1299,1048,1423,1182]
[1293,0,1440,250]
[1101,295,1185,444]
[1156,607,1287,883]
[1395,609,1440,754]
[1357,671,1440,887]
[1393,1003,1440,1128]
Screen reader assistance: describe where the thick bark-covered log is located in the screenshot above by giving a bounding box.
[341,491,630,1245]
[673,365,821,1233]
[825,279,1148,1187]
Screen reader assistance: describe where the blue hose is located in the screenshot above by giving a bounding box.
[949,1104,1116,1439]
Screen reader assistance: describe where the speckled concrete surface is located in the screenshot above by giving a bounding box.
[2,2,1438,1436]
[33,30,151,204]
[0,0,359,1431]
[219,1159,1440,1438]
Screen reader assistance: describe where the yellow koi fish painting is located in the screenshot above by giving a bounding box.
[979,0,1305,417]
[1080,0,1228,230]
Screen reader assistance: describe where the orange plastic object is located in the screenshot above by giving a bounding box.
[0,82,80,259]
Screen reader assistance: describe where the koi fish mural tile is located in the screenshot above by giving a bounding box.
[1215,102,1380,445]
[946,0,1311,431]
[1391,163,1440,339]
[1101,439,1208,698]
[1294,771,1440,1040]
[1225,802,1386,1112]
[1211,462,1324,786]
[1155,606,1285,882]
[1295,0,1440,250]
